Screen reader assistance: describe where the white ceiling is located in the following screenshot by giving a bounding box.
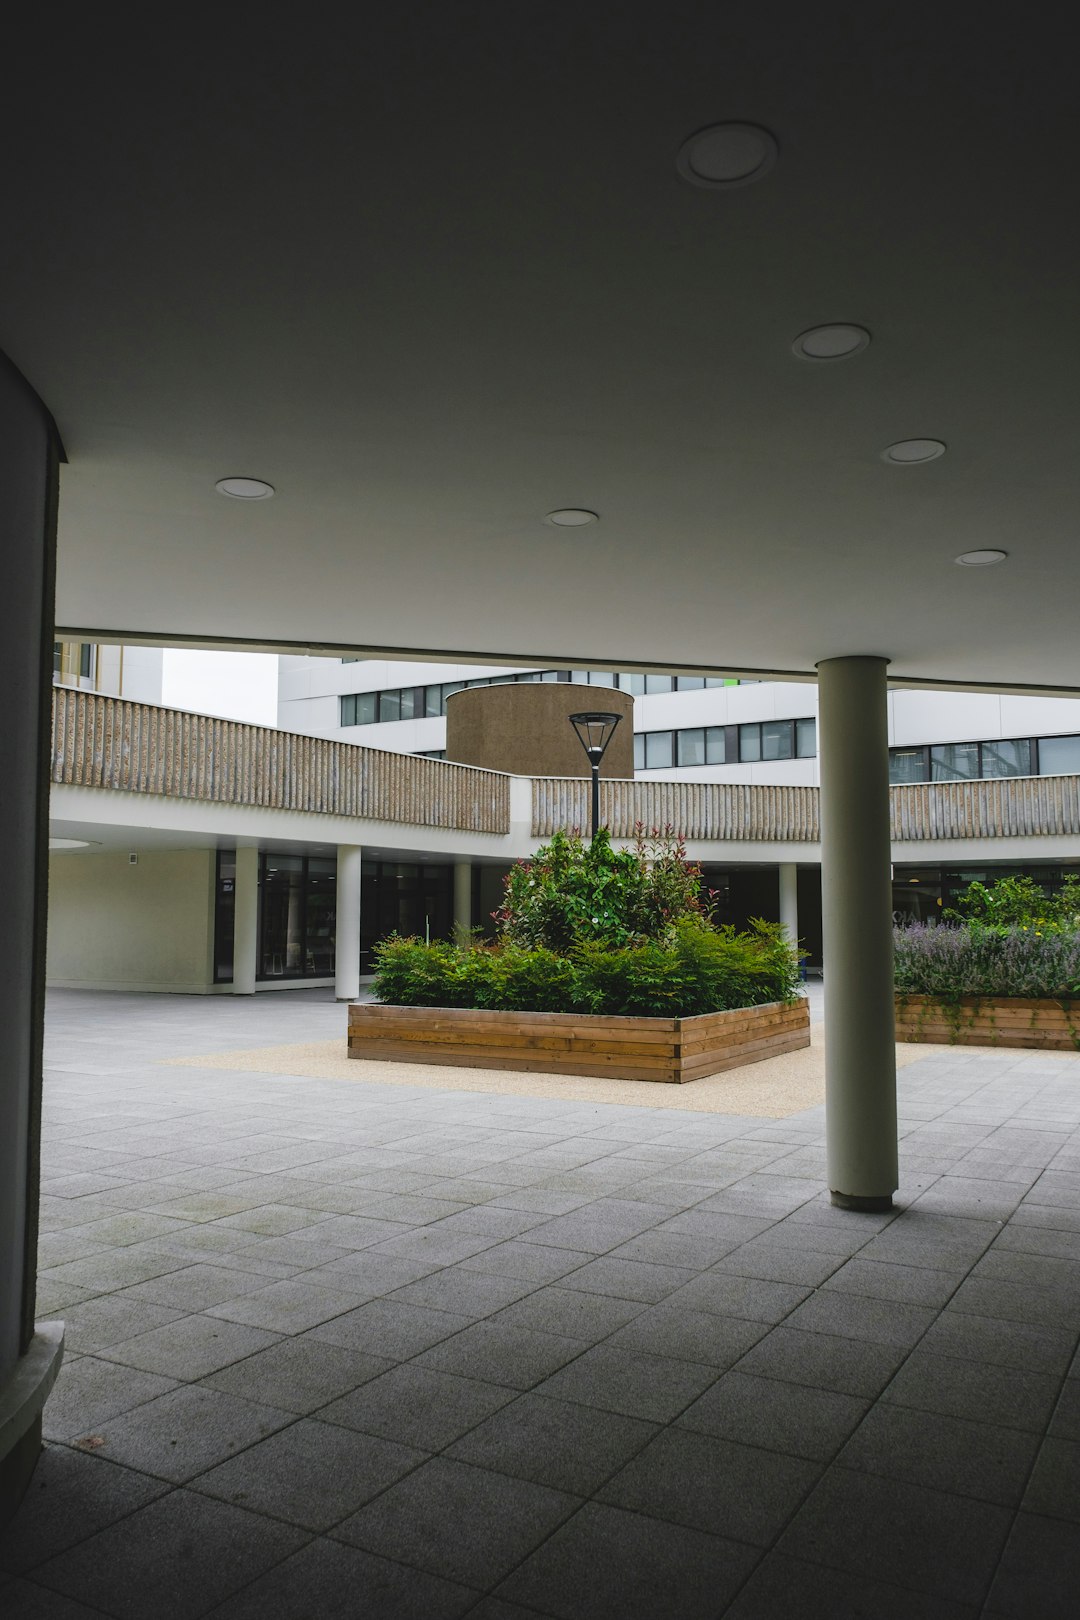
[3,8,1079,688]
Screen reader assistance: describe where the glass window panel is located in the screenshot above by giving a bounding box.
[678,728,706,766]
[442,681,464,700]
[645,674,674,694]
[644,731,674,768]
[1039,734,1080,775]
[540,669,560,682]
[739,724,761,762]
[53,642,62,675]
[398,686,419,719]
[796,717,817,758]
[675,675,705,690]
[704,677,726,688]
[589,672,616,687]
[889,747,928,784]
[633,733,645,771]
[518,671,541,682]
[356,691,377,725]
[980,738,1031,778]
[571,670,591,685]
[931,742,979,781]
[762,721,792,760]
[80,643,94,678]
[705,726,726,764]
[620,673,646,694]
[378,689,401,722]
[489,674,514,684]
[425,685,443,717]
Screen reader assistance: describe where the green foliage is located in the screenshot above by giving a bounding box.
[893,921,1080,1002]
[372,916,802,1019]
[496,826,710,952]
[947,874,1080,932]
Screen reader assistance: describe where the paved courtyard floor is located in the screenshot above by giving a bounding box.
[2,987,1079,1618]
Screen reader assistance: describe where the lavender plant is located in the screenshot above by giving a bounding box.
[893,922,1080,1002]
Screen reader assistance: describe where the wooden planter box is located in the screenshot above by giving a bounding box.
[895,994,1080,1051]
[347,998,810,1084]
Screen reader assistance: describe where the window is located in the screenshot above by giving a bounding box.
[762,720,793,760]
[424,684,443,717]
[675,675,705,691]
[633,733,645,771]
[739,723,761,762]
[678,728,705,766]
[415,749,446,759]
[931,742,979,781]
[981,738,1031,778]
[645,674,674,694]
[619,673,646,694]
[1039,734,1080,775]
[644,731,674,768]
[259,853,337,979]
[340,691,378,725]
[79,643,94,679]
[890,747,929,785]
[796,717,817,758]
[706,726,726,764]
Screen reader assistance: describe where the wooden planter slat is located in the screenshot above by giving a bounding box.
[348,998,810,1083]
[895,994,1080,1051]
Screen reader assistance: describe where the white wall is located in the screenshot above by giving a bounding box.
[47,848,217,993]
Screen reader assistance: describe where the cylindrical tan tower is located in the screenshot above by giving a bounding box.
[445,683,634,777]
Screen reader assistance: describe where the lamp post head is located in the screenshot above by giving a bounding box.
[568,711,622,766]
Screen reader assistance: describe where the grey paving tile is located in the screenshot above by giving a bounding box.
[95,1314,282,1379]
[496,1500,758,1620]
[725,1551,980,1618]
[678,1369,869,1460]
[42,1356,179,1441]
[458,1239,592,1284]
[313,1249,442,1292]
[114,1262,283,1313]
[447,1391,657,1494]
[59,1294,189,1354]
[40,1248,191,1293]
[669,1271,813,1323]
[88,1384,293,1482]
[0,1444,168,1575]
[838,1401,1040,1506]
[307,1297,473,1359]
[946,1275,1080,1331]
[489,1285,646,1344]
[708,1239,845,1287]
[823,1256,961,1308]
[31,1488,309,1620]
[777,1466,1013,1607]
[332,1456,578,1587]
[535,1344,718,1422]
[984,1510,1080,1619]
[384,1267,536,1318]
[202,1334,393,1412]
[319,1364,516,1449]
[205,1277,358,1333]
[734,1327,909,1399]
[599,1423,820,1544]
[368,1228,503,1266]
[1049,1377,1080,1440]
[882,1348,1062,1432]
[209,1203,338,1237]
[555,1255,697,1302]
[1023,1436,1080,1523]
[602,1303,767,1367]
[0,1579,113,1618]
[192,1416,425,1530]
[917,1309,1077,1376]
[782,1289,938,1349]
[414,1319,585,1389]
[203,1536,477,1619]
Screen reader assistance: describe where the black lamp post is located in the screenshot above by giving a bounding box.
[568,711,622,839]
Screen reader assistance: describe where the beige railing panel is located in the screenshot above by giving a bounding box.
[50,689,510,833]
[890,775,1080,841]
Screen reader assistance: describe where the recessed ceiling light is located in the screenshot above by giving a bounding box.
[215,477,275,500]
[676,123,778,189]
[545,509,599,527]
[792,324,871,361]
[955,549,1008,567]
[881,439,946,464]
[49,838,95,850]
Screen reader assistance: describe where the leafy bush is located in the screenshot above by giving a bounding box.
[373,916,801,1018]
[946,874,1080,931]
[496,826,710,952]
[893,921,1080,1002]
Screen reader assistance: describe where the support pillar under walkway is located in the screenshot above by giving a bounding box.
[232,846,259,995]
[453,860,472,938]
[0,353,65,1522]
[817,655,898,1211]
[336,844,364,1000]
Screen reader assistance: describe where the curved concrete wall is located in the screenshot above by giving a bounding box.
[445,683,634,779]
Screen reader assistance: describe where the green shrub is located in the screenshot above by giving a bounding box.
[893,921,1080,1002]
[946,873,1080,931]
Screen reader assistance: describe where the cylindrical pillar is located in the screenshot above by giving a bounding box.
[778,863,799,946]
[232,847,259,995]
[453,861,472,939]
[336,844,364,1001]
[816,656,898,1211]
[1,353,65,1518]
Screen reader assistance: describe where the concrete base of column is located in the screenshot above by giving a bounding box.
[0,1323,64,1527]
[830,1191,894,1213]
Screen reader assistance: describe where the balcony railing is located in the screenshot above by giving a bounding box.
[50,689,511,834]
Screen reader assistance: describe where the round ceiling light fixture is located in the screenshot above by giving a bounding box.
[881,439,947,465]
[676,123,778,189]
[545,508,599,527]
[955,549,1008,567]
[49,838,96,851]
[215,477,275,500]
[792,324,871,361]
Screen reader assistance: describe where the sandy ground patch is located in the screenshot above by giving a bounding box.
[167,1024,947,1118]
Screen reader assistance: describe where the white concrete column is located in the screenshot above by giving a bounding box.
[232,846,259,995]
[1,353,65,1519]
[816,655,898,1211]
[778,862,799,946]
[336,844,364,1001]
[453,861,472,938]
